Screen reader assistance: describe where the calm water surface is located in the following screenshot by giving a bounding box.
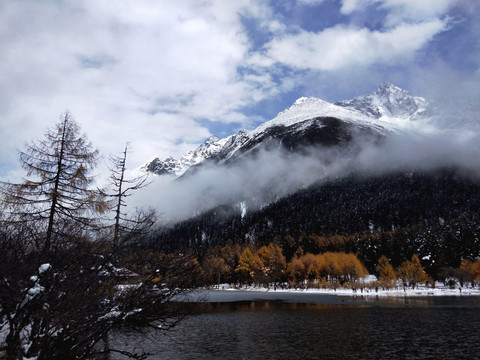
[112,291,480,360]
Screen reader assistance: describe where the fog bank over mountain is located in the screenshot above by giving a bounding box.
[131,126,479,225]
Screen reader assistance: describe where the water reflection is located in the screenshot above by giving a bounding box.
[196,290,480,309]
[198,300,342,313]
[111,294,480,359]
[338,294,480,308]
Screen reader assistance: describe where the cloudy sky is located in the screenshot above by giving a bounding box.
[1,0,479,182]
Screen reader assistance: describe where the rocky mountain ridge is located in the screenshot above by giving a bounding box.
[144,83,433,177]
[335,82,429,119]
[140,83,479,279]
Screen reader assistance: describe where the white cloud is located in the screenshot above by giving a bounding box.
[340,0,456,27]
[0,0,276,181]
[0,0,476,187]
[340,0,362,15]
[378,0,455,27]
[130,127,480,224]
[259,19,447,71]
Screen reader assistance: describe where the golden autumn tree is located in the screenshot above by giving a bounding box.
[286,253,319,285]
[337,253,367,284]
[286,256,306,285]
[472,259,480,284]
[398,254,429,288]
[376,255,397,288]
[202,252,230,287]
[256,243,286,285]
[457,259,474,287]
[321,252,342,284]
[219,241,243,276]
[301,253,320,281]
[287,252,367,288]
[235,247,263,285]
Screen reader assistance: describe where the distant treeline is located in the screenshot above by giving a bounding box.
[125,242,480,290]
[147,169,480,281]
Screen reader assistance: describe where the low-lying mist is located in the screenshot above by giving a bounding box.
[130,128,480,225]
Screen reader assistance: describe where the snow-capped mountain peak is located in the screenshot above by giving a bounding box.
[143,135,228,176]
[197,135,220,151]
[142,156,182,176]
[336,82,429,120]
[251,96,373,137]
[293,96,319,105]
[144,83,434,177]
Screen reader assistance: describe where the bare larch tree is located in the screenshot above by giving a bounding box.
[106,143,153,254]
[0,114,194,360]
[0,111,106,253]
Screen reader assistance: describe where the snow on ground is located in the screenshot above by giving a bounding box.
[272,285,480,298]
[38,263,51,274]
[212,282,480,298]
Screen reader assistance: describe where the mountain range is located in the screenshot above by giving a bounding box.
[139,82,479,279]
[143,83,433,177]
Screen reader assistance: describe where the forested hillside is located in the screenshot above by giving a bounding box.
[148,168,480,279]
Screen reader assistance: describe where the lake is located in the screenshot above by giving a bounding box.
[111,290,480,359]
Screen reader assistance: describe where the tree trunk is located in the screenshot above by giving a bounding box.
[112,146,127,254]
[103,331,111,360]
[44,115,68,253]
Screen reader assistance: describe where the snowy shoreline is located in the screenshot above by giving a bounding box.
[207,284,480,298]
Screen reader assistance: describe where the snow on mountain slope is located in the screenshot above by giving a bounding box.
[143,135,228,176]
[144,83,433,176]
[337,83,427,117]
[336,82,431,127]
[253,96,376,134]
[178,135,227,169]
